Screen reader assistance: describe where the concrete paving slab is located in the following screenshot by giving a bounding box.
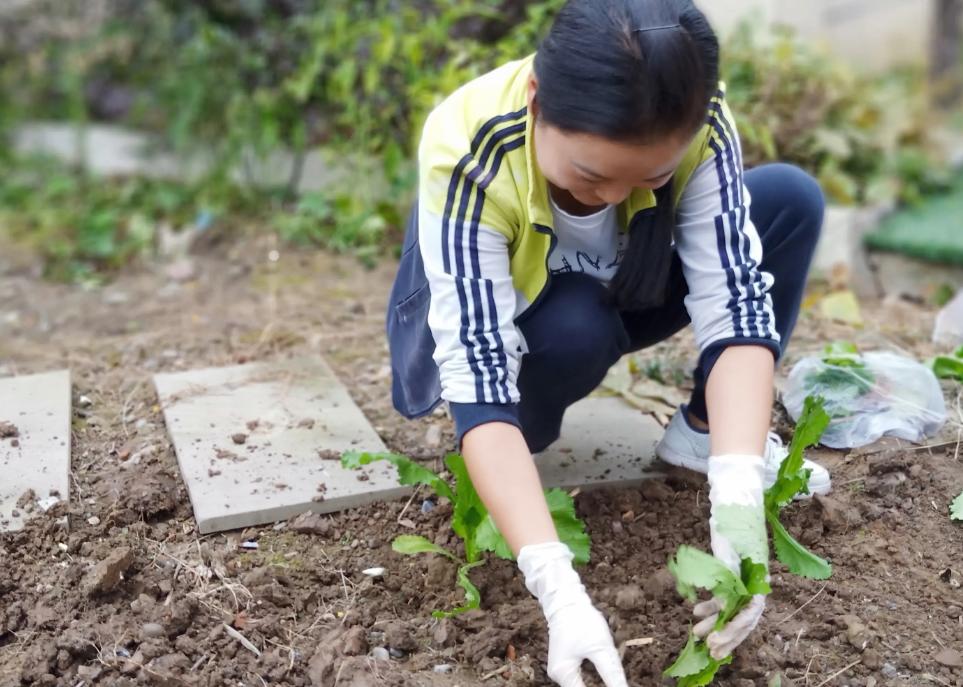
[153,357,409,534]
[0,370,72,532]
[536,396,666,491]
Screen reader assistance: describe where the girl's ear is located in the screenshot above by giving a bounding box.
[527,75,539,118]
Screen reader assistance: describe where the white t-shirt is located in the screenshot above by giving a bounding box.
[547,196,627,284]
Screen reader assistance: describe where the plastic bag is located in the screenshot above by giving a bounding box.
[782,348,946,449]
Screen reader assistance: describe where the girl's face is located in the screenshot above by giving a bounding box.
[528,77,695,208]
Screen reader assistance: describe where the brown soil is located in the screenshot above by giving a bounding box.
[1,237,961,687]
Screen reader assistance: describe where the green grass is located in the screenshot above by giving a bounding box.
[866,169,963,265]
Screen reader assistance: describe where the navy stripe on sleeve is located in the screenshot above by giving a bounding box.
[440,109,527,404]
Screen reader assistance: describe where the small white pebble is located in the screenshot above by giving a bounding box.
[433,664,454,674]
[361,567,385,578]
[78,395,93,407]
[371,647,390,661]
[268,250,280,262]
[87,516,101,526]
[57,542,68,552]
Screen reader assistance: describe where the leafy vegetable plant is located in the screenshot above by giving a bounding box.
[951,491,963,522]
[664,548,771,686]
[808,342,875,417]
[342,451,589,618]
[665,395,832,685]
[930,346,963,382]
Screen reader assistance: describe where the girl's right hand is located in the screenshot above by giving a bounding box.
[517,542,628,687]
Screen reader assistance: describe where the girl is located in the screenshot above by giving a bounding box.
[388,1,831,684]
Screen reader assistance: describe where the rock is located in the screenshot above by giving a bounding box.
[841,615,873,651]
[388,647,407,659]
[84,546,133,595]
[640,480,674,502]
[370,646,390,662]
[881,662,898,678]
[87,516,101,526]
[433,664,454,674]
[340,626,367,656]
[383,620,417,652]
[289,511,330,536]
[231,433,248,445]
[934,648,963,668]
[0,421,19,438]
[815,495,862,533]
[614,586,645,611]
[141,623,165,639]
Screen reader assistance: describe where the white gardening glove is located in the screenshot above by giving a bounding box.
[517,542,628,687]
[695,454,770,660]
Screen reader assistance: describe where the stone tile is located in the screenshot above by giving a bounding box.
[536,397,666,491]
[153,357,408,534]
[0,370,72,532]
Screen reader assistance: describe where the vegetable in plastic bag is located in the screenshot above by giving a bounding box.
[781,343,945,448]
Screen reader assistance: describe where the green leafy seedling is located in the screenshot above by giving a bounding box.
[666,395,832,685]
[664,547,771,686]
[951,491,963,522]
[342,451,590,617]
[764,395,833,580]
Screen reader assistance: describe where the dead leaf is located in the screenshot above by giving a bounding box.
[233,611,249,630]
[506,644,516,662]
[819,290,863,326]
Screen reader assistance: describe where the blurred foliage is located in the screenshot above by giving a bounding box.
[723,24,951,206]
[0,1,951,279]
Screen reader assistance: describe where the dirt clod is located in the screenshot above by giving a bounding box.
[231,433,248,445]
[289,510,331,535]
[614,585,645,611]
[0,421,20,438]
[935,647,962,668]
[384,620,417,653]
[84,546,134,595]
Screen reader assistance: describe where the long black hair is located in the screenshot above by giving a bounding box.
[533,0,720,310]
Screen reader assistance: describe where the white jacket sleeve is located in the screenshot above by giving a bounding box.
[674,109,780,358]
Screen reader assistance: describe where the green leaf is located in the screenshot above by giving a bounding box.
[341,451,455,502]
[951,491,963,521]
[821,341,864,367]
[475,488,592,565]
[677,656,733,687]
[545,488,591,565]
[766,397,830,510]
[741,559,772,597]
[474,514,514,561]
[767,511,832,580]
[932,355,963,382]
[391,535,458,561]
[664,632,711,678]
[444,453,488,563]
[667,546,746,605]
[431,560,485,619]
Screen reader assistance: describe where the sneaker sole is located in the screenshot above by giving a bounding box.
[655,442,833,499]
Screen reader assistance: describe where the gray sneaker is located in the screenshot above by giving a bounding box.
[655,405,832,497]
